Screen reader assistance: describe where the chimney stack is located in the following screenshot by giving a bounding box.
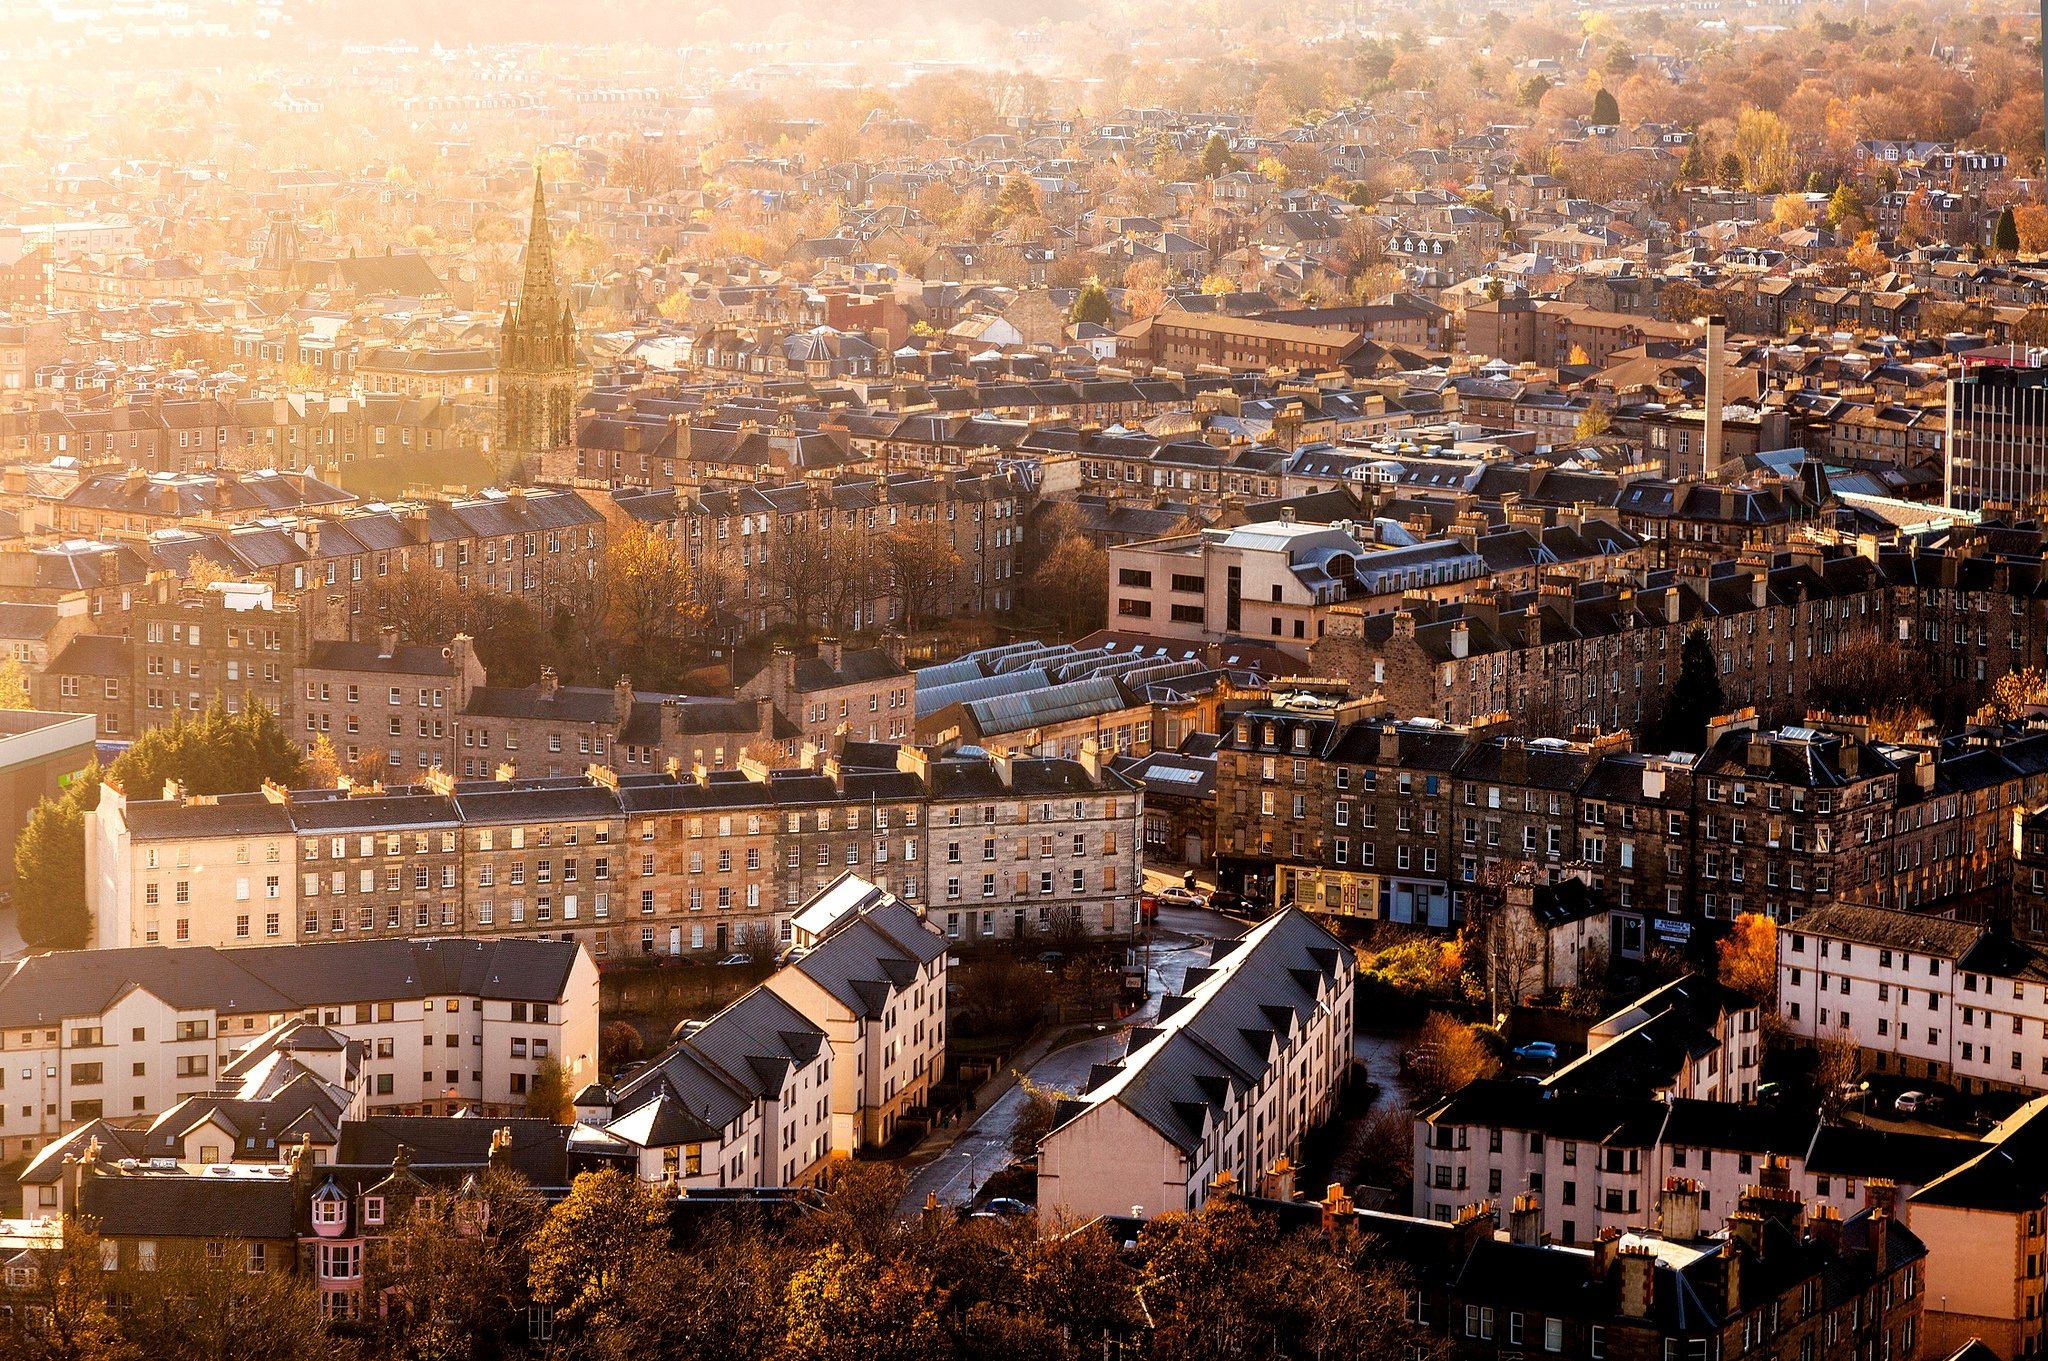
[377,623,398,660]
[1507,1193,1546,1246]
[1616,1244,1656,1320]
[1658,1177,1703,1242]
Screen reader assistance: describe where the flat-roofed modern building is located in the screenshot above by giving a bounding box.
[1108,518,1486,658]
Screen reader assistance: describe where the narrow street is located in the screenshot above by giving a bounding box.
[898,897,1234,1212]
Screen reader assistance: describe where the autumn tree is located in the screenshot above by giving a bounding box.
[1717,911,1779,1003]
[0,657,30,709]
[527,1056,574,1122]
[601,523,708,690]
[1771,193,1814,231]
[609,139,688,198]
[115,1240,330,1361]
[876,522,961,635]
[993,171,1040,223]
[1009,1073,1070,1162]
[378,1169,546,1361]
[1733,107,1793,192]
[304,734,390,790]
[1825,182,1869,232]
[2016,203,2048,254]
[780,1243,949,1361]
[1844,230,1890,277]
[362,554,472,648]
[528,1170,672,1346]
[1121,258,1168,320]
[0,1216,133,1361]
[1408,1011,1499,1101]
[1816,1032,1863,1120]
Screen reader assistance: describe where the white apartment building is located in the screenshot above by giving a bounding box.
[0,936,598,1161]
[763,876,949,1154]
[1413,1081,1970,1244]
[570,985,833,1190]
[1777,901,2048,1094]
[1551,975,1764,1104]
[1036,908,1355,1223]
[1107,518,1486,658]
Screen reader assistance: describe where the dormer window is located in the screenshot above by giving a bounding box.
[362,1195,385,1227]
[311,1181,347,1232]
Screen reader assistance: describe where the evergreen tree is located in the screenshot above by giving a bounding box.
[1826,182,1867,230]
[1663,627,1726,752]
[1199,132,1238,178]
[1068,280,1112,326]
[106,700,304,800]
[1679,139,1706,183]
[15,760,101,950]
[1995,204,2021,256]
[993,170,1039,221]
[1590,87,1620,127]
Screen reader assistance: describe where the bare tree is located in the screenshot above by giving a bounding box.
[876,522,961,635]
[1463,860,1549,1021]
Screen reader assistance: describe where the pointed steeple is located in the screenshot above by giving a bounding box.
[498,163,580,462]
[517,168,562,323]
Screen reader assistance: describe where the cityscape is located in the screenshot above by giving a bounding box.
[0,0,2042,1356]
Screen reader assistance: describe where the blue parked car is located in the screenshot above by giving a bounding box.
[1512,1041,1560,1067]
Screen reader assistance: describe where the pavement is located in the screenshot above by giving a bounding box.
[0,905,26,963]
[897,887,1230,1214]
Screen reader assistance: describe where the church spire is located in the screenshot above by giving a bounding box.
[517,168,561,323]
[497,164,580,464]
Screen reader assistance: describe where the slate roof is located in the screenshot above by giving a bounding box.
[1062,909,1346,1154]
[782,895,947,1020]
[0,936,584,1025]
[80,1168,299,1240]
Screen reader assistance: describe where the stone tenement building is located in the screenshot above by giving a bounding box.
[1214,690,2047,953]
[609,465,1029,635]
[87,740,1141,960]
[1309,527,2048,739]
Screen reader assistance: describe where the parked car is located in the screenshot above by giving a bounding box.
[1511,1041,1559,1067]
[1156,886,1206,910]
[1894,1090,1928,1114]
[715,953,753,966]
[983,1198,1035,1217]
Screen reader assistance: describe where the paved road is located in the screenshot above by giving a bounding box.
[900,914,1222,1212]
[901,1028,1129,1210]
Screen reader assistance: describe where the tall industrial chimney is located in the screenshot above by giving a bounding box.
[1702,313,1726,478]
